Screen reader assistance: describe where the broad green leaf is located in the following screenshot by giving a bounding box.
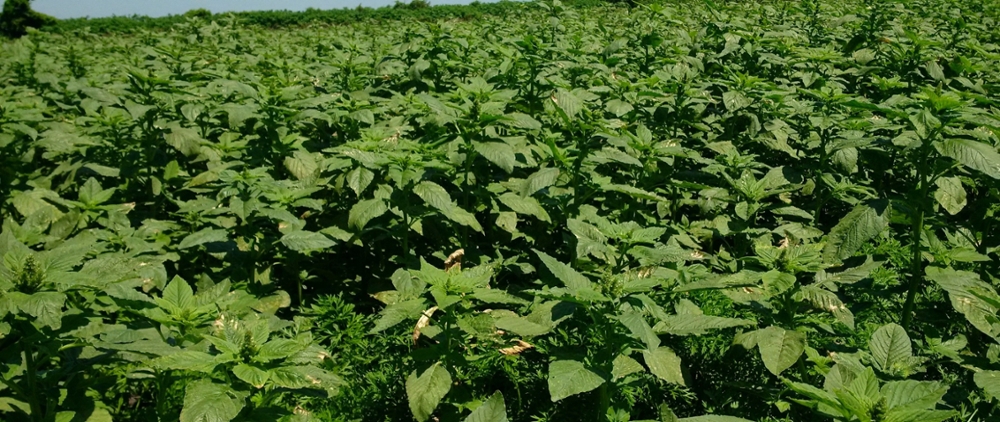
[153,351,218,373]
[494,316,551,337]
[882,409,956,422]
[464,392,508,422]
[284,150,319,180]
[547,360,605,402]
[881,380,948,412]
[933,177,967,215]
[498,193,550,222]
[471,288,528,305]
[925,267,1000,339]
[618,310,660,350]
[757,326,806,376]
[534,250,592,291]
[20,292,65,329]
[612,354,644,381]
[552,89,583,119]
[406,362,452,422]
[816,259,883,285]
[652,314,753,336]
[179,380,247,422]
[822,200,889,263]
[679,417,755,422]
[233,364,270,389]
[642,347,685,385]
[474,141,517,174]
[974,371,1000,400]
[722,91,752,111]
[935,138,1000,179]
[414,181,454,212]
[164,124,202,156]
[161,277,195,311]
[280,230,335,253]
[370,298,426,333]
[761,270,796,296]
[256,338,307,362]
[178,229,228,249]
[346,167,375,196]
[522,168,560,197]
[504,112,542,130]
[869,324,912,374]
[348,199,388,230]
[605,99,634,117]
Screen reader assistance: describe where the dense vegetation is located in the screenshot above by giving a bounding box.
[0,0,55,38]
[32,0,571,35]
[3,0,1000,421]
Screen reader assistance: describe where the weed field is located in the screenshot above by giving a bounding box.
[3,0,1000,421]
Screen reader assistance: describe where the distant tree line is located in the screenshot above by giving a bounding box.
[1,0,57,38]
[0,0,618,37]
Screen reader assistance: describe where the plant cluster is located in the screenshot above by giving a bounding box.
[2,0,1000,421]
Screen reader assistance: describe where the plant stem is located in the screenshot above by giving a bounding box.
[597,382,611,421]
[901,167,929,330]
[22,337,43,422]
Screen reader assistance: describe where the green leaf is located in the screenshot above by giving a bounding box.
[474,142,517,174]
[974,371,1000,400]
[822,200,889,263]
[869,324,912,374]
[464,392,508,422]
[522,168,560,197]
[882,409,956,422]
[653,314,753,336]
[21,292,65,329]
[284,150,319,180]
[370,299,426,334]
[678,416,755,422]
[757,326,806,376]
[547,360,605,402]
[881,380,948,412]
[935,138,1000,179]
[414,181,454,212]
[256,338,307,362]
[153,351,218,373]
[406,362,452,422]
[494,316,552,337]
[161,277,195,311]
[611,354,644,381]
[762,270,796,296]
[605,99,634,117]
[504,112,542,130]
[178,229,228,249]
[179,380,247,422]
[280,230,335,253]
[498,193,550,222]
[552,89,583,119]
[164,124,203,156]
[926,267,1000,339]
[534,250,592,291]
[233,364,270,389]
[642,347,685,385]
[346,167,375,196]
[471,288,528,305]
[794,286,854,329]
[618,311,660,350]
[933,177,967,215]
[722,91,752,111]
[348,199,388,230]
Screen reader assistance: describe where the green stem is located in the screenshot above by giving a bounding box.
[901,168,929,330]
[597,382,611,421]
[22,338,43,422]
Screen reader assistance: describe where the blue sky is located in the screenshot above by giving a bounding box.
[31,0,488,19]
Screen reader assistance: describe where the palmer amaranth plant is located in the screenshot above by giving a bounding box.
[2,0,1000,421]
